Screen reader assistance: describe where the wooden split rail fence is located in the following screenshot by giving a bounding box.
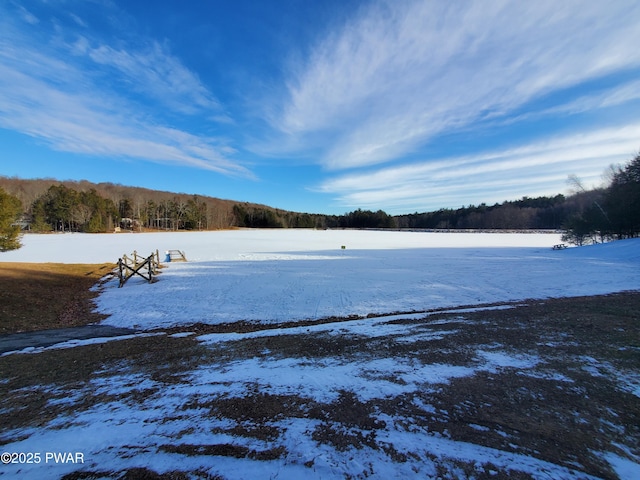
[117,250,161,288]
[166,249,188,262]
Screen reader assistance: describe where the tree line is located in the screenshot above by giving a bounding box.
[232,205,396,230]
[0,177,397,233]
[394,194,569,230]
[1,151,639,250]
[562,153,640,245]
[0,178,240,233]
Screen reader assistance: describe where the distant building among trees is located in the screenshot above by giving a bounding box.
[1,151,639,249]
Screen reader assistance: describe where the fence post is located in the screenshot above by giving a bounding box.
[147,255,153,282]
[118,258,124,288]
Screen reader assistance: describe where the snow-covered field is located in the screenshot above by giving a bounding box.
[3,229,639,330]
[2,230,640,479]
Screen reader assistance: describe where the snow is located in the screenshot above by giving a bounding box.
[0,333,163,357]
[87,230,638,330]
[1,324,613,479]
[6,229,636,330]
[0,229,565,264]
[1,230,639,479]
[0,328,604,479]
[605,452,640,480]
[476,350,540,370]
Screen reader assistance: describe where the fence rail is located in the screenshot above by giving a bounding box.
[117,249,161,288]
[165,249,187,262]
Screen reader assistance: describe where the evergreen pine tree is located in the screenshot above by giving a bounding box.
[0,187,23,251]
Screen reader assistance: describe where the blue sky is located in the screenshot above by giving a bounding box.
[1,1,639,215]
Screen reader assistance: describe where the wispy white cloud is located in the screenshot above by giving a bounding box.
[17,5,39,25]
[535,79,640,118]
[79,40,224,117]
[275,0,640,171]
[0,4,247,177]
[69,13,88,28]
[317,123,640,213]
[2,1,639,214]
[0,66,247,176]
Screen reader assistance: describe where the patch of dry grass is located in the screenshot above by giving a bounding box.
[0,262,114,334]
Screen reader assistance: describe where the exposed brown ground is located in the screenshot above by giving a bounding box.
[0,262,114,334]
